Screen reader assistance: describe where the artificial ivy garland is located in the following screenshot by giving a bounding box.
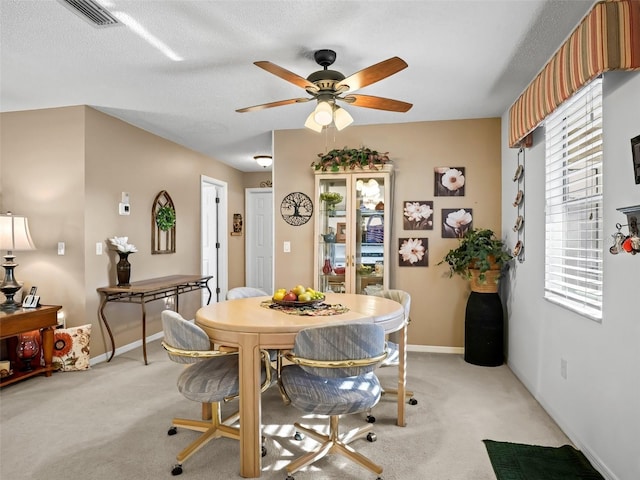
[156,205,176,231]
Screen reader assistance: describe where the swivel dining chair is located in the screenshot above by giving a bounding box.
[368,289,417,424]
[161,310,273,475]
[226,286,268,299]
[279,323,388,480]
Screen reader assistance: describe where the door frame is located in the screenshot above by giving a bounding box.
[201,175,228,303]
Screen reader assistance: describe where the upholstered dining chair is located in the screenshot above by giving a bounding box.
[225,286,279,360]
[368,289,417,423]
[279,322,388,480]
[226,286,268,299]
[161,310,273,476]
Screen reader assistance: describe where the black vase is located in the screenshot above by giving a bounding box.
[116,253,131,287]
[464,291,504,366]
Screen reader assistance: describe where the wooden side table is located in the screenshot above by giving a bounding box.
[0,305,62,387]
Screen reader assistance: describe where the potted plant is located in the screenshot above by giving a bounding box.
[439,228,512,290]
[311,146,391,172]
[439,228,512,367]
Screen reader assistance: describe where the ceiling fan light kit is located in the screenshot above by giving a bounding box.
[237,49,412,132]
[333,106,354,131]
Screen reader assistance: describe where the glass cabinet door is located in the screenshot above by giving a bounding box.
[316,176,348,293]
[354,175,386,294]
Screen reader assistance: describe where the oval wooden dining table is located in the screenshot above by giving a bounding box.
[195,292,407,478]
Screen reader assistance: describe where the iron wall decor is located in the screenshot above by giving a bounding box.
[280,192,313,226]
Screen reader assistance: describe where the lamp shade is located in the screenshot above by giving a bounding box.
[0,213,36,252]
[304,111,324,132]
[313,101,333,126]
[333,106,354,131]
[254,155,273,168]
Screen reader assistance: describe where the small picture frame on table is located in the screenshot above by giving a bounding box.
[336,222,347,243]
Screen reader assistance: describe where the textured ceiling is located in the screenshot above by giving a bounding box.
[0,0,596,172]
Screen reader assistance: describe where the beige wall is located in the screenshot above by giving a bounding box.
[1,108,500,356]
[1,106,247,359]
[273,118,502,348]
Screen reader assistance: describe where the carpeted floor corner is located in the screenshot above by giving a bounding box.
[483,439,605,480]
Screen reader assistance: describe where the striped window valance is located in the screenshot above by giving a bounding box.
[509,0,640,147]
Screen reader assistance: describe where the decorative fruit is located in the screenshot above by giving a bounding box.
[273,291,285,301]
[283,291,297,302]
[297,293,312,302]
[292,284,306,296]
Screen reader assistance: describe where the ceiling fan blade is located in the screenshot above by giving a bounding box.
[236,98,310,113]
[336,57,408,92]
[254,61,319,92]
[342,94,412,112]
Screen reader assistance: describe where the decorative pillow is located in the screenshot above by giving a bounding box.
[52,324,91,371]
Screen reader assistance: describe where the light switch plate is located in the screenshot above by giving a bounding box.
[57,242,65,255]
[283,241,291,253]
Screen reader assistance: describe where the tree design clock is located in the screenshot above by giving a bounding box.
[280,192,313,226]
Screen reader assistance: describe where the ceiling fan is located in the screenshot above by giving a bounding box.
[236,49,412,131]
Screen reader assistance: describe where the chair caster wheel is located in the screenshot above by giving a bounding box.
[366,432,377,442]
[285,476,295,480]
[294,432,303,441]
[167,426,177,436]
[171,464,183,475]
[409,397,418,405]
[262,446,267,457]
[366,414,376,423]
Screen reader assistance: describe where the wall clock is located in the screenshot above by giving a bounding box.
[280,192,313,226]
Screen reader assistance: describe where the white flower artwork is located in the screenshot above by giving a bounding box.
[403,201,434,230]
[398,237,428,267]
[434,167,466,196]
[441,208,473,238]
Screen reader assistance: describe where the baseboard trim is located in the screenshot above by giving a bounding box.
[407,344,464,354]
[90,331,165,366]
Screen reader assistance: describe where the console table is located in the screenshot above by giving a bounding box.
[97,275,212,365]
[0,305,62,387]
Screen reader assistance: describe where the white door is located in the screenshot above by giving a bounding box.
[201,176,228,303]
[245,188,273,293]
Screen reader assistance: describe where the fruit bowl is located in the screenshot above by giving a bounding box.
[272,297,325,307]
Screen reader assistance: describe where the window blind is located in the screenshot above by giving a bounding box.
[544,77,603,320]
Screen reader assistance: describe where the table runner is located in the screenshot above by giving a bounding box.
[261,300,349,316]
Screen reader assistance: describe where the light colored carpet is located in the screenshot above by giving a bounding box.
[0,340,570,480]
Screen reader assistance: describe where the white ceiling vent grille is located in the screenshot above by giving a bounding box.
[58,0,121,27]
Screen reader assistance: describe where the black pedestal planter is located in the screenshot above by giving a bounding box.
[464,291,504,366]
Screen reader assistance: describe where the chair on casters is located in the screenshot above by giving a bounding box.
[226,286,268,299]
[226,286,279,364]
[368,290,417,426]
[161,310,273,476]
[279,323,388,480]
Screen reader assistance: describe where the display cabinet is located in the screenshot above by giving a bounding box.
[314,166,393,294]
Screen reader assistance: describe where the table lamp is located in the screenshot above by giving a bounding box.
[0,212,36,311]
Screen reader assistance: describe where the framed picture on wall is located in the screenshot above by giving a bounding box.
[434,167,466,196]
[398,237,428,267]
[402,201,434,230]
[631,134,640,185]
[441,208,473,238]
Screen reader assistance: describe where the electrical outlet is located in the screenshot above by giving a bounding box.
[57,242,65,255]
[96,242,103,255]
[560,357,568,379]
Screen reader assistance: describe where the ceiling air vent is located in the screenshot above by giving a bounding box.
[58,0,121,28]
